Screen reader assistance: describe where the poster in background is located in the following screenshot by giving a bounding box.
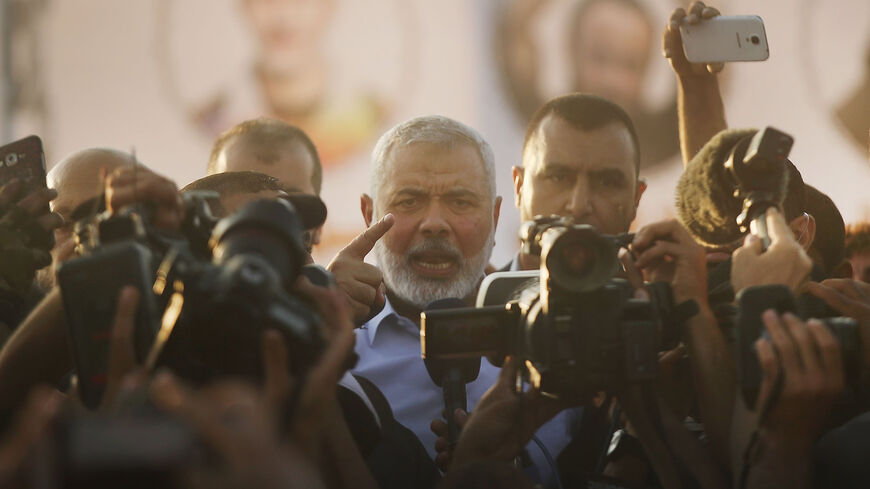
[2,0,869,266]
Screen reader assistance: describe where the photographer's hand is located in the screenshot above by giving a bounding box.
[151,372,327,489]
[0,386,64,489]
[98,286,145,411]
[105,166,184,232]
[633,219,734,469]
[448,357,565,472]
[806,278,870,374]
[0,179,62,312]
[663,2,723,77]
[662,2,728,164]
[732,208,813,295]
[286,277,378,489]
[740,311,844,489]
[632,218,708,308]
[327,214,394,325]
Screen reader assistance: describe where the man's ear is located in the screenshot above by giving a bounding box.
[830,259,854,279]
[492,196,502,233]
[511,166,524,209]
[361,194,374,228]
[634,179,647,208]
[789,212,816,250]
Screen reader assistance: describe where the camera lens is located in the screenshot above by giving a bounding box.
[750,35,760,45]
[560,242,594,276]
[4,153,17,166]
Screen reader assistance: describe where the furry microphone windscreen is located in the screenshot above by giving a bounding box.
[676,128,761,248]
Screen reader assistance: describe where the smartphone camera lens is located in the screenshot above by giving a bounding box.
[4,153,17,166]
[750,35,760,45]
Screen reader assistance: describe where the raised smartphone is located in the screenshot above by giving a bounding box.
[680,15,769,63]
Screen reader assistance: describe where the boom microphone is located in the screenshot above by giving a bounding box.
[676,127,797,248]
[421,298,481,448]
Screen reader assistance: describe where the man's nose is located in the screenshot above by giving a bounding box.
[419,202,450,238]
[565,178,593,219]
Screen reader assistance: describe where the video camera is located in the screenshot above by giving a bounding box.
[58,195,326,408]
[421,216,690,402]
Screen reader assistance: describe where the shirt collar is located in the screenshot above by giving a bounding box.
[361,295,407,346]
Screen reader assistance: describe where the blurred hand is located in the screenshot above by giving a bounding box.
[447,357,565,471]
[0,178,62,299]
[151,372,325,489]
[806,278,870,372]
[631,218,708,308]
[280,277,357,452]
[430,408,467,472]
[98,286,145,411]
[754,311,844,445]
[663,1,724,77]
[731,208,813,294]
[0,386,64,488]
[326,213,394,325]
[105,166,183,232]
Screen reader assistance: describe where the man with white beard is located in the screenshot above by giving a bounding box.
[332,115,577,486]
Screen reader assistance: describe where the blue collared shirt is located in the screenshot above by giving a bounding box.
[352,297,579,487]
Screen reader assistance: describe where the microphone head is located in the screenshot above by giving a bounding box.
[676,128,756,248]
[424,298,468,311]
[421,298,481,386]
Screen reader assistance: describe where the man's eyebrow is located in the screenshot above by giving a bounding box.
[442,188,480,200]
[538,162,577,173]
[393,188,429,197]
[590,167,628,177]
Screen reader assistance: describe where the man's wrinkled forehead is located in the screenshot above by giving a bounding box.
[382,143,489,194]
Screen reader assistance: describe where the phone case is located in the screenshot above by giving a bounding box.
[680,15,769,63]
[0,135,47,191]
[0,135,55,248]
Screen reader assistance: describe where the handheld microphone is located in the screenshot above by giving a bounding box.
[421,298,481,448]
[676,127,795,249]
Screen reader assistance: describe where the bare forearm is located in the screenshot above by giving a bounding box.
[678,76,727,166]
[684,307,734,468]
[0,288,69,411]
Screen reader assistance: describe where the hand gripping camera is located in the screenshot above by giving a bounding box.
[421,216,689,402]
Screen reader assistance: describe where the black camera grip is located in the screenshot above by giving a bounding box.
[442,368,468,448]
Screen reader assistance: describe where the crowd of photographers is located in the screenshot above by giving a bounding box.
[0,2,867,488]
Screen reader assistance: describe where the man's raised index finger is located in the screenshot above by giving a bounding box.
[346,213,395,258]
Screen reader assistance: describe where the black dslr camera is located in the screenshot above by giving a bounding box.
[59,196,325,407]
[147,199,325,385]
[421,216,686,402]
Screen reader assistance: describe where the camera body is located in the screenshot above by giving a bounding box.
[60,197,326,405]
[422,216,680,402]
[736,284,863,407]
[58,208,162,409]
[148,198,326,386]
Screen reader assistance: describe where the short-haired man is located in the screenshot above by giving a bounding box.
[207,117,322,195]
[182,171,327,253]
[344,115,575,485]
[37,148,139,290]
[510,93,646,271]
[207,118,325,247]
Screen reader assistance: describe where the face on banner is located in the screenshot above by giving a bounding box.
[496,0,682,172]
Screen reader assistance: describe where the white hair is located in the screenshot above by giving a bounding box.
[369,115,496,208]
